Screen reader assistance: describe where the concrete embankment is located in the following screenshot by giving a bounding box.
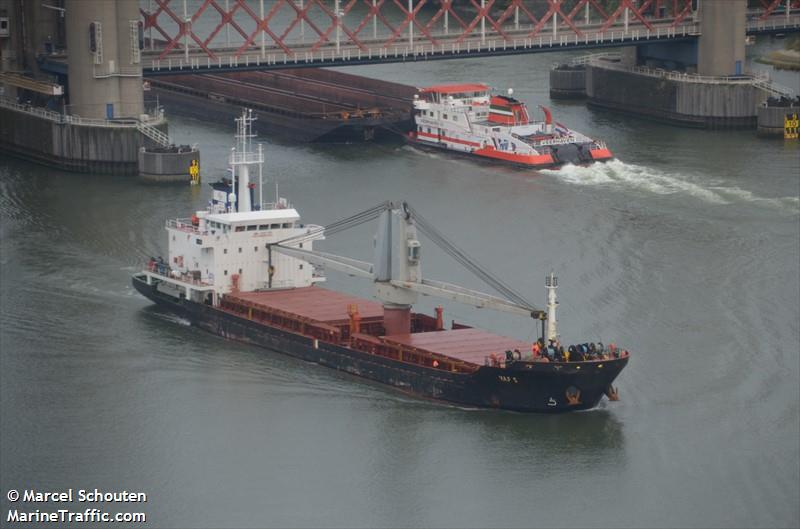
[586,64,768,129]
[0,101,167,175]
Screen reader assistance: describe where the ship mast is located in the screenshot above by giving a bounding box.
[229,109,264,213]
[545,272,558,341]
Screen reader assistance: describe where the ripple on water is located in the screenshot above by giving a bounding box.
[543,159,800,214]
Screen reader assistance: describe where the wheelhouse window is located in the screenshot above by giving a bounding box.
[246,225,257,231]
[235,226,245,232]
[258,224,269,230]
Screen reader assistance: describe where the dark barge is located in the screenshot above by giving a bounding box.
[149,68,416,142]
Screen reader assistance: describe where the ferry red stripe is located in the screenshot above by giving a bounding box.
[474,146,555,167]
[417,131,481,148]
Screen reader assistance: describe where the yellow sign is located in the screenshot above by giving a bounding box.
[189,159,200,183]
[785,113,799,140]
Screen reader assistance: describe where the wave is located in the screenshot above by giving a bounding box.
[542,160,799,213]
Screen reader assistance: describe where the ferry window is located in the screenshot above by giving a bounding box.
[223,249,228,254]
[299,264,303,270]
[282,223,291,229]
[258,224,269,230]
[238,268,242,274]
[224,270,228,275]
[246,225,257,231]
[238,247,242,253]
[427,128,431,133]
[235,226,245,232]
[196,238,202,245]
[443,113,448,120]
[172,235,175,241]
[299,243,303,248]
[270,223,280,229]
[254,246,258,252]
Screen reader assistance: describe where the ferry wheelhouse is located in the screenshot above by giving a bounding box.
[411,83,613,168]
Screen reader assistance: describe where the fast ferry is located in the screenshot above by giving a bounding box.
[410,83,613,168]
[132,110,628,413]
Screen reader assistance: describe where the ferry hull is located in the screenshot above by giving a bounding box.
[133,275,627,413]
[408,136,613,169]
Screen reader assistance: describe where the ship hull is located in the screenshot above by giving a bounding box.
[408,135,613,169]
[133,275,627,413]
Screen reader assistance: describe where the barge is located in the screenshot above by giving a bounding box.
[410,83,613,168]
[149,69,416,142]
[133,110,628,413]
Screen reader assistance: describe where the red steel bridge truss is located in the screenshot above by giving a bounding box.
[139,0,800,68]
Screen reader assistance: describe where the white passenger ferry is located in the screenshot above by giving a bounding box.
[410,83,613,168]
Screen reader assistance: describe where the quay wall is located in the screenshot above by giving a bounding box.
[586,65,767,129]
[0,105,166,175]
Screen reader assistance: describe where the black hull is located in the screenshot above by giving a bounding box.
[133,275,627,413]
[152,87,413,143]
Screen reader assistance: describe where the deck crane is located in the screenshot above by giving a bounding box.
[269,202,558,341]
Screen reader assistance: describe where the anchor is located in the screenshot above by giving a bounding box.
[565,387,582,406]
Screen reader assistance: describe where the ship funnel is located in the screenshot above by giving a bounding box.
[545,271,558,342]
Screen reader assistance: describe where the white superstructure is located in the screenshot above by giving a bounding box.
[412,83,612,167]
[141,109,323,305]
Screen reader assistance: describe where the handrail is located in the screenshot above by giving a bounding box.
[586,59,796,97]
[137,121,171,147]
[0,97,167,127]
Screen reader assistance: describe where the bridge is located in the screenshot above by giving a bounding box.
[136,1,800,74]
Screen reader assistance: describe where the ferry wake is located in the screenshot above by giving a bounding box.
[133,110,628,413]
[409,83,613,168]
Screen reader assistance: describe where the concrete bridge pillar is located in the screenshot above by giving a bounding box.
[64,0,143,119]
[697,0,746,76]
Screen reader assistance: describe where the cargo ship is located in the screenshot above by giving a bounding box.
[409,83,613,168]
[132,110,628,413]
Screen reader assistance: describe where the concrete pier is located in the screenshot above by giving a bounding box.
[757,99,800,136]
[549,65,586,99]
[139,145,200,182]
[585,62,769,129]
[64,0,143,119]
[0,98,166,174]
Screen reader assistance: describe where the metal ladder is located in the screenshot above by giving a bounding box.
[752,78,795,99]
[136,121,171,147]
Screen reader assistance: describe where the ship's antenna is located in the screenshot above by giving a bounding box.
[230,147,237,212]
[258,143,263,209]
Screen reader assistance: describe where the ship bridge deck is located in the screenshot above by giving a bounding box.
[382,328,530,365]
